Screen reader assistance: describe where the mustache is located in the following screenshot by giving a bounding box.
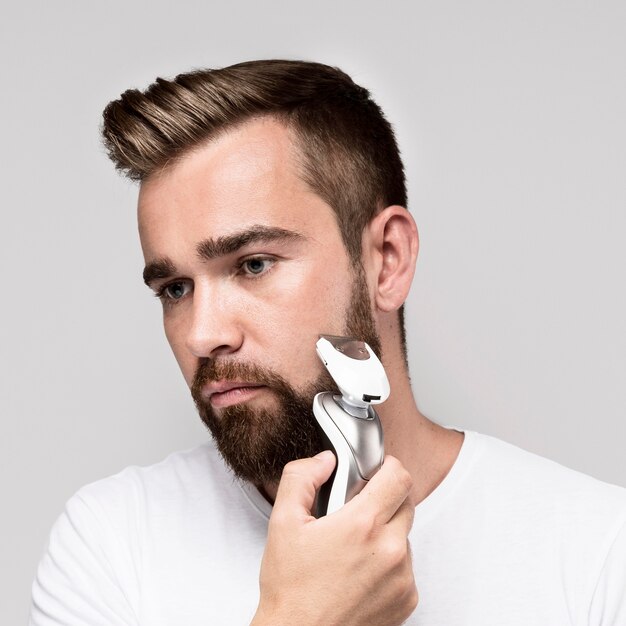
[190,359,293,403]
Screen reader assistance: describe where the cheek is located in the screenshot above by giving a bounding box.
[252,260,352,378]
[267,261,348,326]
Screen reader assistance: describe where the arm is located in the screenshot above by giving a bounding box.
[251,451,418,626]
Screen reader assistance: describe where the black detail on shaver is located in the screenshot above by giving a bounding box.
[362,394,381,402]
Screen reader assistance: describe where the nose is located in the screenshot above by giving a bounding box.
[185,283,243,359]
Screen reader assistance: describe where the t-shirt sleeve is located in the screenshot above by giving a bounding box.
[29,491,139,626]
[588,518,626,626]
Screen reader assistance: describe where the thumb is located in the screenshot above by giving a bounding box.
[272,450,336,521]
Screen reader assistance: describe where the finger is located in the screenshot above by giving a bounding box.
[346,455,413,526]
[386,496,415,537]
[272,450,336,521]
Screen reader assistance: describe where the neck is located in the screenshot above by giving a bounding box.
[372,313,464,505]
[375,355,464,506]
[259,340,463,507]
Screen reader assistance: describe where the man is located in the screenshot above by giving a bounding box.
[30,60,626,625]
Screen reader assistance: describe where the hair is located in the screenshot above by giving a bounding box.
[101,59,408,359]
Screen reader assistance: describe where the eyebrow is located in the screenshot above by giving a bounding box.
[196,225,305,261]
[142,225,305,288]
[143,258,177,288]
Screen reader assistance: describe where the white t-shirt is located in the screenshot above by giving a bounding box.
[29,430,626,625]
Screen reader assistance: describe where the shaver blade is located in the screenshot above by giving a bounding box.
[318,334,370,361]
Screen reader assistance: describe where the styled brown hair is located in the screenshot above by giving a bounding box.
[101,59,408,357]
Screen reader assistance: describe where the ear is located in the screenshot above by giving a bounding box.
[363,206,419,312]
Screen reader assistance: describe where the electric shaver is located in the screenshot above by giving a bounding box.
[312,334,390,517]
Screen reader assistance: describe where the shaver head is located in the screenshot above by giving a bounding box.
[316,335,390,409]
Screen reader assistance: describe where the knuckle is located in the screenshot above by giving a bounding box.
[398,572,419,616]
[406,538,414,563]
[384,456,413,492]
[383,455,401,471]
[380,537,407,567]
[396,467,413,492]
[350,511,376,540]
[281,459,304,477]
[407,501,416,523]
[402,502,416,532]
[278,461,313,489]
[268,509,290,530]
[406,585,419,612]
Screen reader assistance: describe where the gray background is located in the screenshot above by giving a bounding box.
[2,1,625,623]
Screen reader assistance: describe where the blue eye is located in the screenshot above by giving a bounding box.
[158,281,191,302]
[166,283,186,298]
[241,257,274,276]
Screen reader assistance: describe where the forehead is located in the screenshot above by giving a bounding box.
[137,117,336,253]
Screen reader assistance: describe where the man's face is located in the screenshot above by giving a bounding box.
[138,117,380,484]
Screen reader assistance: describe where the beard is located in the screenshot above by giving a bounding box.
[190,263,382,484]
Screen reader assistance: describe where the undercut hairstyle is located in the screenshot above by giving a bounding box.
[101,59,409,359]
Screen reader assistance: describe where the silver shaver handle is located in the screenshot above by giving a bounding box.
[312,392,384,517]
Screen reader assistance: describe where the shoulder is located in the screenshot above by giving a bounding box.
[31,442,262,624]
[460,432,626,616]
[68,441,238,528]
[472,430,626,515]
[38,441,244,586]
[469,431,626,576]
[31,445,228,624]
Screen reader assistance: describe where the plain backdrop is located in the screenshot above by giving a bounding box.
[2,1,625,623]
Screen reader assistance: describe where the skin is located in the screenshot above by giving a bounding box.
[138,116,464,622]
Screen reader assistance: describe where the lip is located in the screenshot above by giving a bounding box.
[202,381,265,407]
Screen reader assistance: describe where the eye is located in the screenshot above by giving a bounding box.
[157,280,192,303]
[240,257,275,277]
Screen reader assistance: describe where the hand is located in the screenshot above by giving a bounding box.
[251,451,418,626]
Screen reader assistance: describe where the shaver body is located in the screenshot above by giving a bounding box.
[312,335,389,517]
[313,392,384,516]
